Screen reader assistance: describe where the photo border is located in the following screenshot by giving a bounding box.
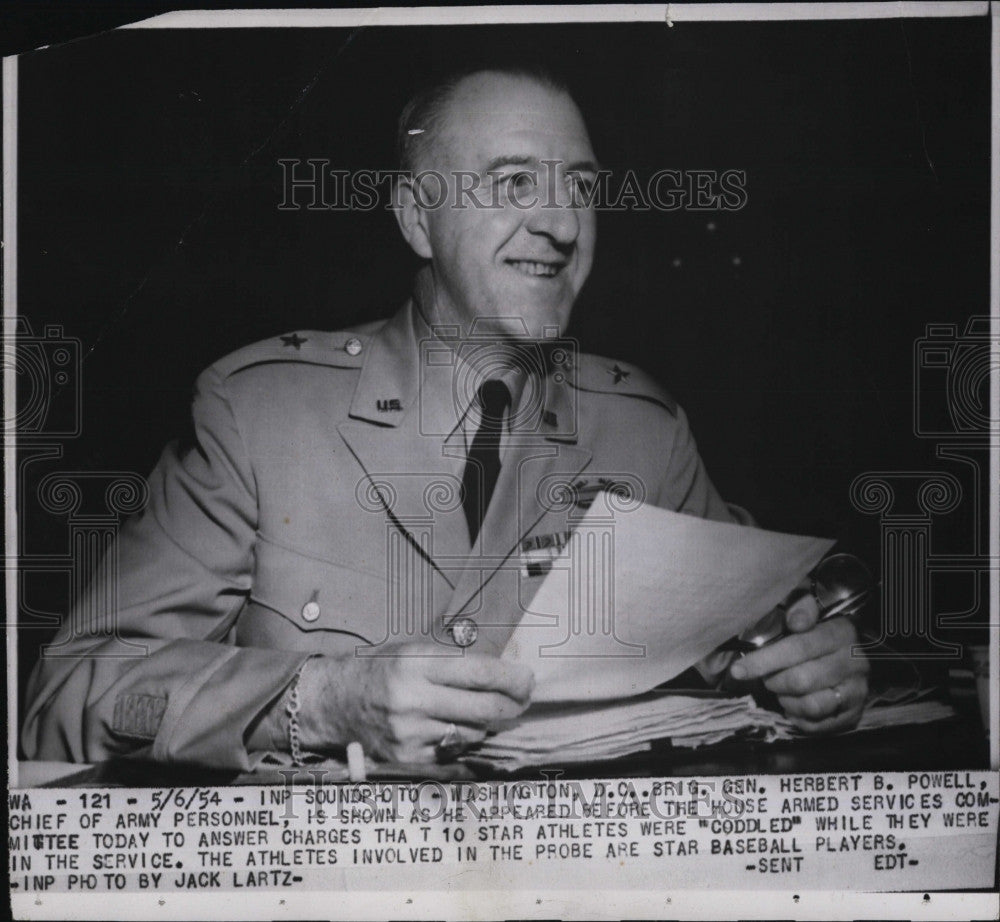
[4,3,997,919]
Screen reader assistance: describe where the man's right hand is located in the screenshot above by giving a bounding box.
[296,644,535,763]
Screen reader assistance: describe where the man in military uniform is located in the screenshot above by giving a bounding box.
[22,67,869,771]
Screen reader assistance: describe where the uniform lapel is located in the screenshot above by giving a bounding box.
[336,300,471,605]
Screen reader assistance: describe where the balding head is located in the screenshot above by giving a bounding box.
[397,66,573,174]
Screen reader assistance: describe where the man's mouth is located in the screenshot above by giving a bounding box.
[506,259,565,278]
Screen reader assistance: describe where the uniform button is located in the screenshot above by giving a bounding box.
[344,337,363,356]
[449,617,478,648]
[301,600,321,622]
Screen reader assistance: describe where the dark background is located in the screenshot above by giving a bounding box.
[11,16,992,720]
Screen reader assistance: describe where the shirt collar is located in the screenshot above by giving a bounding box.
[348,266,579,444]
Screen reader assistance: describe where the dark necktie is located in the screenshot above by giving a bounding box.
[461,379,511,544]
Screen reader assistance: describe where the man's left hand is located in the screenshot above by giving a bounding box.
[728,592,869,733]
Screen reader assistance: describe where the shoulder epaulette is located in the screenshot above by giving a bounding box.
[211,321,386,379]
[568,353,678,417]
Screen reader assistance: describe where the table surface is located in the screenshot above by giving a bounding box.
[17,713,990,788]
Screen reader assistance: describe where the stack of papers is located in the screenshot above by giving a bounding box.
[473,692,785,769]
[471,692,958,771]
[846,697,957,732]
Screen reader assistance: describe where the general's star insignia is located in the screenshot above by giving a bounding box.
[607,364,630,384]
[280,333,307,349]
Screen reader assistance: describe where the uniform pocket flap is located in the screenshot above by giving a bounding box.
[251,534,390,641]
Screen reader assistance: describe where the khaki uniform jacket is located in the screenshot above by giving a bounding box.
[23,287,745,770]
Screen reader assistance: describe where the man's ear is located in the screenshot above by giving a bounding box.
[393,177,433,260]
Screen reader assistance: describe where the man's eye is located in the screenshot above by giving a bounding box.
[505,171,537,196]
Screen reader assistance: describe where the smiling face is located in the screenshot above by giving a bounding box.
[399,71,598,340]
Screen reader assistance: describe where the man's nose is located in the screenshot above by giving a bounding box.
[525,175,581,245]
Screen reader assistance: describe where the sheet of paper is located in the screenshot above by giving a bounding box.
[502,497,834,702]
